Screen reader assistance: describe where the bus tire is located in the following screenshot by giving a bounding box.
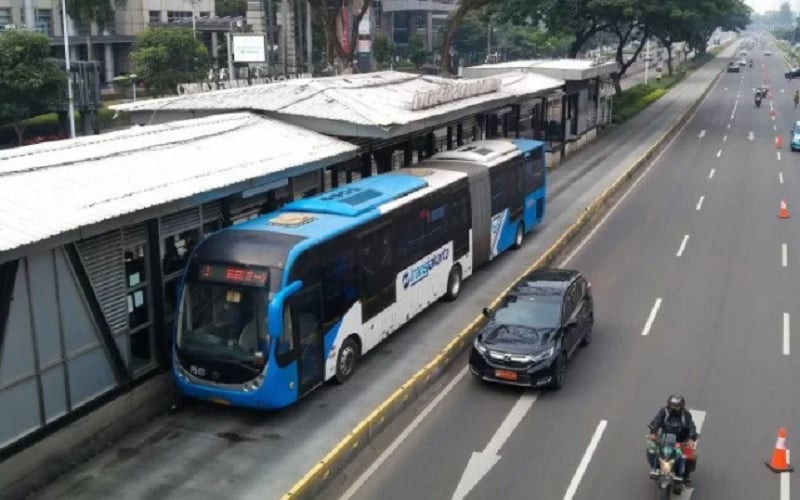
[334,337,360,384]
[444,265,462,301]
[512,223,524,249]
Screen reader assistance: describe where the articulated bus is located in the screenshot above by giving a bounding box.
[173,139,547,409]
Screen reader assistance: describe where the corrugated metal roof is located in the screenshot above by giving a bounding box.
[0,112,358,256]
[464,59,619,81]
[111,71,564,133]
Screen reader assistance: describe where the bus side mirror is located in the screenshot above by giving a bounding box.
[268,280,302,338]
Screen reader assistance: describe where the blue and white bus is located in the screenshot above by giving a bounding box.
[173,139,546,409]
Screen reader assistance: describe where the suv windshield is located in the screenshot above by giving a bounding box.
[176,282,268,361]
[493,296,561,329]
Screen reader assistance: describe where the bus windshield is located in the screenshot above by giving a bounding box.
[176,282,268,361]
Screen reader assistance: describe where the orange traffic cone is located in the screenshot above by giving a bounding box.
[779,200,791,219]
[766,428,794,473]
[777,135,783,149]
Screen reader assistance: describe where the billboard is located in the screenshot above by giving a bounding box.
[233,34,266,63]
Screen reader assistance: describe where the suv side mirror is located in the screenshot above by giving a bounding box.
[482,307,491,317]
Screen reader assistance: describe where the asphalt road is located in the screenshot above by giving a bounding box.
[323,41,799,500]
[26,44,737,500]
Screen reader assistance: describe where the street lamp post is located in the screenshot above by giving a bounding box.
[60,0,76,138]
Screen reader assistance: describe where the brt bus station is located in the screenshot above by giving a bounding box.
[0,60,617,498]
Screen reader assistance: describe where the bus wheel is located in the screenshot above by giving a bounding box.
[444,265,462,301]
[512,223,524,249]
[334,337,360,384]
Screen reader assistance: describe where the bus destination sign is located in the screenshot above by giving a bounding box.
[199,264,268,286]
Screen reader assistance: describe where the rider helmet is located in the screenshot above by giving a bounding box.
[667,394,685,416]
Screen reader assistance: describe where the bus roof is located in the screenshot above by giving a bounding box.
[426,139,543,166]
[232,169,466,246]
[284,173,428,217]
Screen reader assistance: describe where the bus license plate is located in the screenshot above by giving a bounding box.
[495,370,518,381]
[209,397,231,406]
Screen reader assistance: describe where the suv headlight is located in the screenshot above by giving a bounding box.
[473,337,488,355]
[529,346,555,363]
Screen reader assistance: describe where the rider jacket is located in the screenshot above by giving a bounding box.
[648,407,698,443]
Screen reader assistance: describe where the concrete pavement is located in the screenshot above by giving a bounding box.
[323,41,796,500]
[23,43,739,500]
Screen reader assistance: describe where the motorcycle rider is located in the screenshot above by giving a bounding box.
[647,394,698,484]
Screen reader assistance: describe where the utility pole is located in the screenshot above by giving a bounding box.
[60,0,76,138]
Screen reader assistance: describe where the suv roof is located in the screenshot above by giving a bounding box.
[514,268,580,295]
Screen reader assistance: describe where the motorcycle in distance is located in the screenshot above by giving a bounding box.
[756,91,763,108]
[647,432,692,498]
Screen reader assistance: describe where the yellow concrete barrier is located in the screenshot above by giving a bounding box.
[281,60,727,500]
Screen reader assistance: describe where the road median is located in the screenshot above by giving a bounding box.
[281,54,729,500]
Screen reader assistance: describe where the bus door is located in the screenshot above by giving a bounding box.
[287,284,325,395]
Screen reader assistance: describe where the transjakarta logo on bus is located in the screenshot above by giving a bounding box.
[402,248,450,289]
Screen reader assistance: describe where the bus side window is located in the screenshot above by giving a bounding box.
[290,249,321,286]
[321,245,357,325]
[395,207,425,266]
[276,306,295,361]
[490,169,507,214]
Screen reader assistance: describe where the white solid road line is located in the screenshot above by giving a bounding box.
[716,149,722,158]
[709,168,715,179]
[337,367,469,500]
[775,124,778,131]
[727,123,731,130]
[784,313,790,356]
[676,234,690,257]
[696,196,705,211]
[563,420,608,500]
[783,243,788,268]
[780,172,784,184]
[781,449,791,500]
[451,394,538,500]
[642,298,663,336]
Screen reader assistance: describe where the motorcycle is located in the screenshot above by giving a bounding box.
[647,432,685,499]
[756,96,762,107]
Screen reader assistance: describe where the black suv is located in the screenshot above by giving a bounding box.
[469,269,594,390]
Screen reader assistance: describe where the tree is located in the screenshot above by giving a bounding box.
[409,34,429,69]
[372,35,395,69]
[495,0,609,58]
[308,0,372,73]
[595,0,650,95]
[439,0,495,74]
[130,27,211,96]
[66,0,125,62]
[0,30,67,145]
[682,0,749,55]
[495,24,572,59]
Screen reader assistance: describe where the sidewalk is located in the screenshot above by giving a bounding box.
[21,43,737,500]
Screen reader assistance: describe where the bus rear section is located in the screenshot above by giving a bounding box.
[171,170,475,409]
[419,138,547,268]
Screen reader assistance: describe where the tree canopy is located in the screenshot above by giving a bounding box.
[130,27,211,96]
[457,0,751,93]
[0,29,67,144]
[66,0,126,61]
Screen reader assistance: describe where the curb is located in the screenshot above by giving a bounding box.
[281,58,727,500]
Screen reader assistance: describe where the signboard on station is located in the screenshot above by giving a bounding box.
[233,34,267,63]
[411,78,502,111]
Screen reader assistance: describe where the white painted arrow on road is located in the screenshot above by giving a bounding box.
[452,394,537,500]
